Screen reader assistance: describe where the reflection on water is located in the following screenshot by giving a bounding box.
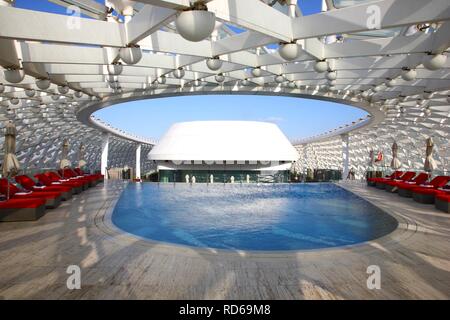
[112,183,398,251]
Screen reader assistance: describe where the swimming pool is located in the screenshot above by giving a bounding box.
[111,183,398,251]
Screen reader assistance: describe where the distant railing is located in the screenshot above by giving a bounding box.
[90,115,158,145]
[291,115,372,145]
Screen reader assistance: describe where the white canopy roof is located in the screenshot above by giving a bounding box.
[149,121,299,161]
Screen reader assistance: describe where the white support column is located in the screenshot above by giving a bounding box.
[101,133,110,179]
[135,143,141,179]
[341,133,350,180]
[287,0,297,18]
[321,0,328,12]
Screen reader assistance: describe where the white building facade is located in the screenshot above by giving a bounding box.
[149,121,299,182]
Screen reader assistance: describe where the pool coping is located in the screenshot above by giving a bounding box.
[94,181,418,259]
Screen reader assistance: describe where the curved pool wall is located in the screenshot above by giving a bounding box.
[111,183,398,251]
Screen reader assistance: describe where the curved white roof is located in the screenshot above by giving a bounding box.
[149,121,299,162]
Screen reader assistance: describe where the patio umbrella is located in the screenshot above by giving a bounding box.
[368,149,374,167]
[2,120,20,177]
[78,143,87,169]
[2,121,20,199]
[59,139,71,169]
[390,141,402,169]
[424,137,437,172]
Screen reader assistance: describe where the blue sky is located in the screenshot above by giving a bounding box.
[15,0,105,15]
[95,95,367,141]
[14,1,365,141]
[15,1,323,16]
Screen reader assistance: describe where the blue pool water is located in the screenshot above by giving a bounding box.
[112,183,398,251]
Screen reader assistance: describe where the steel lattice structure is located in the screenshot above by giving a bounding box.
[0,0,449,176]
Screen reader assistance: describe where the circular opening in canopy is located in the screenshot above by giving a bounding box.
[93,95,368,142]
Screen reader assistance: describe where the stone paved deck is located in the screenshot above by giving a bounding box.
[0,180,448,299]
